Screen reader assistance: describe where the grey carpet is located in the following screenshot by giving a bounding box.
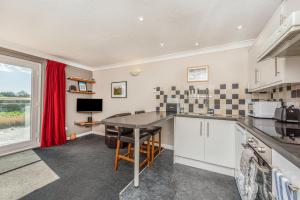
[120,150,241,200]
[0,150,41,175]
[21,134,134,200]
[19,134,241,200]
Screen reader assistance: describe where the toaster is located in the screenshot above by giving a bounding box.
[274,106,300,123]
[166,103,179,113]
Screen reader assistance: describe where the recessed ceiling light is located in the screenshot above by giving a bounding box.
[237,25,243,30]
[138,16,144,22]
[195,42,199,46]
[160,42,164,47]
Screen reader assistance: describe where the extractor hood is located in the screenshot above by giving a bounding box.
[257,11,300,62]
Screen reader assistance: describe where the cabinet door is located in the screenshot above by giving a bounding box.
[205,119,235,168]
[174,117,205,161]
[248,47,257,91]
[281,0,300,24]
[259,58,283,86]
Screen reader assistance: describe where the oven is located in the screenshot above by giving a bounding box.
[235,124,274,200]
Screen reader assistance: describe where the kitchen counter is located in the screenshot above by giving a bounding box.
[102,112,300,169]
[176,112,240,121]
[101,111,175,128]
[237,117,300,169]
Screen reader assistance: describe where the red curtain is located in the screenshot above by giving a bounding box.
[41,60,67,147]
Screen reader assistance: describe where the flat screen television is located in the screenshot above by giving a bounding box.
[77,98,103,112]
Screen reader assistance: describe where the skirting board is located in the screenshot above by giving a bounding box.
[67,131,93,140]
[174,155,234,177]
[161,144,174,150]
[92,130,105,136]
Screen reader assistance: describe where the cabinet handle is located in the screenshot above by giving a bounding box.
[200,122,202,136]
[207,122,209,137]
[255,69,260,84]
[275,57,279,77]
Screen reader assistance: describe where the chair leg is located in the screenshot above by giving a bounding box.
[158,131,162,154]
[114,139,120,172]
[151,135,155,164]
[127,143,132,158]
[147,139,151,166]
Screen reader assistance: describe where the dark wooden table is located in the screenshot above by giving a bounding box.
[101,111,174,187]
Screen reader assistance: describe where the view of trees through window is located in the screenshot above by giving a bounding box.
[0,63,32,146]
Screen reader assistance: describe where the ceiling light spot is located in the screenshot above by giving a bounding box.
[138,16,144,22]
[237,25,243,30]
[195,42,199,46]
[160,42,164,47]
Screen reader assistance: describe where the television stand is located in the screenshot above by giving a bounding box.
[74,121,101,127]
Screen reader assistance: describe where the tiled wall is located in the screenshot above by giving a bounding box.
[266,84,300,106]
[155,83,300,116]
[155,83,251,116]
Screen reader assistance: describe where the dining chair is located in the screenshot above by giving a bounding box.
[104,112,132,148]
[134,110,162,165]
[114,128,151,171]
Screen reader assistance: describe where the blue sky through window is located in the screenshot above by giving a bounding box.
[0,63,31,95]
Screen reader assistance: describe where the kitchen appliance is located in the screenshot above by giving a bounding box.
[252,118,300,145]
[235,124,273,200]
[248,101,281,118]
[258,11,300,61]
[274,105,300,123]
[166,103,179,113]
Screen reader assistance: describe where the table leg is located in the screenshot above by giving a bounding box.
[134,128,140,187]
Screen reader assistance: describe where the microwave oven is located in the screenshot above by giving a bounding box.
[248,101,281,118]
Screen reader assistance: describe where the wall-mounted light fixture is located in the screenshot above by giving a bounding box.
[130,67,141,76]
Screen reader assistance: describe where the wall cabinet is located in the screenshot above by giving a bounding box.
[174,117,235,169]
[248,0,300,92]
[249,54,300,91]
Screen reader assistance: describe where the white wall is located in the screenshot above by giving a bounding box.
[92,47,249,145]
[65,66,93,136]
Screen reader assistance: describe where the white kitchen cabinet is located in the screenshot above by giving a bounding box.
[272,150,300,199]
[280,0,300,25]
[248,0,300,92]
[248,46,279,90]
[205,119,236,168]
[249,55,300,91]
[174,117,236,174]
[174,117,205,161]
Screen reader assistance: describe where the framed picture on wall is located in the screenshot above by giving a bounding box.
[187,65,209,82]
[111,81,127,98]
[78,81,87,91]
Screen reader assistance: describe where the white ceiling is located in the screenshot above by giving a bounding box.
[0,0,281,69]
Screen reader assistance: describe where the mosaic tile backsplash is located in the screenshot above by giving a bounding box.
[155,83,251,116]
[260,84,300,106]
[155,83,300,117]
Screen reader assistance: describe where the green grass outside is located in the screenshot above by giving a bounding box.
[0,111,25,118]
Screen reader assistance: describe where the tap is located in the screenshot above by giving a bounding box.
[204,88,214,115]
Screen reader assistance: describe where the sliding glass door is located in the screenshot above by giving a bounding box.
[0,54,41,155]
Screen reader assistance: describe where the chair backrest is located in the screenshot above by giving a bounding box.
[105,112,132,136]
[135,110,145,114]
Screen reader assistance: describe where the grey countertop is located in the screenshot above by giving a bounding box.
[176,112,240,121]
[101,111,175,128]
[101,112,239,128]
[101,111,300,168]
[237,117,300,169]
